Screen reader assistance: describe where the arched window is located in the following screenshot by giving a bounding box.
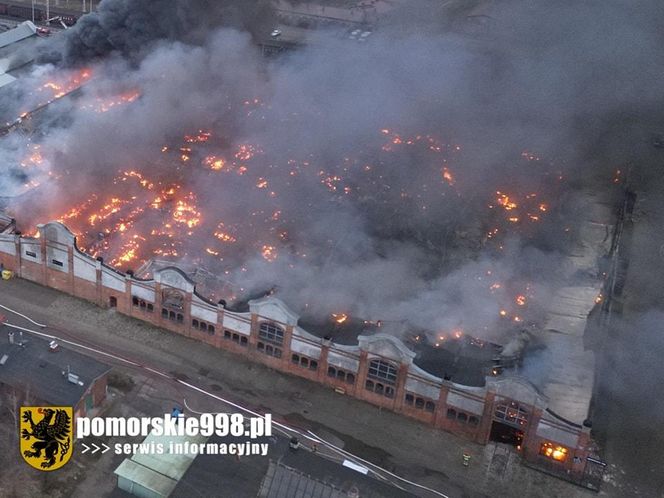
[458,412,468,422]
[425,401,436,412]
[447,408,457,419]
[259,322,285,344]
[328,366,337,378]
[494,400,529,427]
[346,373,355,385]
[415,397,425,409]
[367,359,398,385]
[292,354,300,364]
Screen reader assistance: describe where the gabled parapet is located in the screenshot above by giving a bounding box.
[358,333,416,365]
[486,375,548,410]
[154,266,196,293]
[249,296,300,326]
[0,218,595,473]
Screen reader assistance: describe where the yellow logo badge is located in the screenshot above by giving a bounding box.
[20,407,73,470]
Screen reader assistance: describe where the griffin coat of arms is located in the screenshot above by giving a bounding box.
[20,407,73,470]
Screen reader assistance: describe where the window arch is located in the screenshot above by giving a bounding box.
[259,321,284,344]
[367,359,398,385]
[494,400,529,427]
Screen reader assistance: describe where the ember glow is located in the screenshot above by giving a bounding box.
[487,187,557,230]
[11,111,570,323]
[442,167,454,185]
[541,442,568,462]
[261,245,277,262]
[79,90,140,113]
[0,20,611,335]
[38,68,92,101]
[332,313,348,324]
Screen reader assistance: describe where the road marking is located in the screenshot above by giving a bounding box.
[3,313,448,498]
[0,303,46,327]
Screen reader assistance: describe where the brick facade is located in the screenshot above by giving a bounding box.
[0,221,598,479]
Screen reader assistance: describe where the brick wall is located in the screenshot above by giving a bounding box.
[0,223,590,465]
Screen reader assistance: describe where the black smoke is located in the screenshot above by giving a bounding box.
[3,0,663,345]
[37,0,274,64]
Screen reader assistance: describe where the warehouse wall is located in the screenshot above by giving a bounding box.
[0,221,592,477]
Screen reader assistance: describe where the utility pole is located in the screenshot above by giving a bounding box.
[46,0,50,25]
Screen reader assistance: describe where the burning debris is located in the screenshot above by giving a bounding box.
[0,0,636,347]
[332,313,348,324]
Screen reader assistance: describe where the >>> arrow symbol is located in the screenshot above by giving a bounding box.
[91,443,100,454]
[101,443,111,454]
[81,443,90,454]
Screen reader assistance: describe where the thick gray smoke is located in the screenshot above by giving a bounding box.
[3,0,663,343]
[37,0,274,64]
[2,2,664,493]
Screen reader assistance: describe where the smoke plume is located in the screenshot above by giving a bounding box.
[2,0,662,345]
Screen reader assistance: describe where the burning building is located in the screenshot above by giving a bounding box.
[0,189,611,487]
[0,0,652,489]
